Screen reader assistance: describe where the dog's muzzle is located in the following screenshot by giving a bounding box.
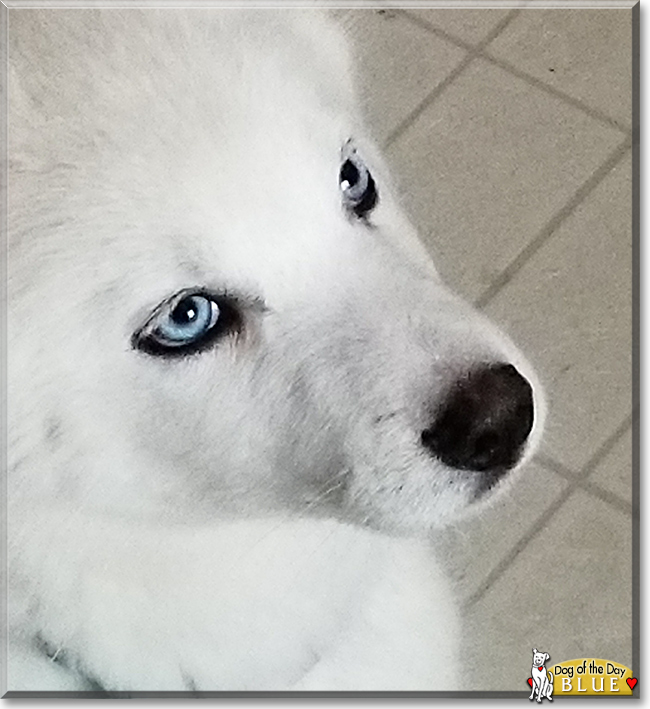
[421,363,534,488]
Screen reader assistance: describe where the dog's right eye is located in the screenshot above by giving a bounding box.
[132,290,241,357]
[339,145,378,219]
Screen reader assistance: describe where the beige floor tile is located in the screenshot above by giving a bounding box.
[484,153,632,472]
[589,427,633,506]
[336,9,466,145]
[404,9,514,46]
[464,490,632,690]
[433,461,566,604]
[488,9,632,128]
[385,58,622,303]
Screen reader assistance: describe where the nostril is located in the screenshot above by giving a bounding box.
[470,431,502,470]
[421,363,534,475]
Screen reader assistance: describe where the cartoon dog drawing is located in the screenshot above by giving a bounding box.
[530,649,554,702]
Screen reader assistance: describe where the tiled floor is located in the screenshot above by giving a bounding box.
[341,5,635,692]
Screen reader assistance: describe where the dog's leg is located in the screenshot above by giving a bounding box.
[293,544,460,691]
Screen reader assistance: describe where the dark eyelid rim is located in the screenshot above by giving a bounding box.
[340,141,379,219]
[350,170,378,218]
[132,288,266,358]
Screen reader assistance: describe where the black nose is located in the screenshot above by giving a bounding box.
[421,363,534,475]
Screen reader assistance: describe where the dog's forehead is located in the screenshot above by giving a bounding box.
[10,9,368,306]
[10,9,356,158]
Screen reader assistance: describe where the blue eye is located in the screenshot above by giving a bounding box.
[134,290,239,357]
[339,145,378,218]
[160,295,219,344]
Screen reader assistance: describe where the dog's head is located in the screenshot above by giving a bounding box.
[532,650,550,668]
[9,10,545,535]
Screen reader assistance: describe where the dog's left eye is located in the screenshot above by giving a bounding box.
[133,290,239,357]
[339,147,378,218]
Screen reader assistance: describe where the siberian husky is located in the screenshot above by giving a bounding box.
[7,9,544,692]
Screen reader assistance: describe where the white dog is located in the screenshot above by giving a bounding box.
[530,649,554,702]
[7,9,545,692]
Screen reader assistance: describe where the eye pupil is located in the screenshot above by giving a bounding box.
[340,160,360,189]
[339,147,378,218]
[172,298,198,325]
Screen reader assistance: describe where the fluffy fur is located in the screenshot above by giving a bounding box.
[7,9,545,692]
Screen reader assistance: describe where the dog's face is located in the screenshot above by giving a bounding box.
[532,650,550,668]
[9,10,545,535]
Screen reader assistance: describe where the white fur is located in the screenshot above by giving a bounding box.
[7,9,545,691]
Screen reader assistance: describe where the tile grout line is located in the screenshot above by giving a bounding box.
[397,8,477,53]
[481,49,631,135]
[462,485,577,609]
[578,479,633,517]
[383,8,522,149]
[474,135,632,309]
[463,413,634,609]
[398,10,630,136]
[577,412,634,477]
[387,9,631,311]
[534,451,576,478]
[535,451,633,517]
[383,54,474,149]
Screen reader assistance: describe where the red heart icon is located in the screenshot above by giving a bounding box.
[627,677,637,690]
[528,678,533,687]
